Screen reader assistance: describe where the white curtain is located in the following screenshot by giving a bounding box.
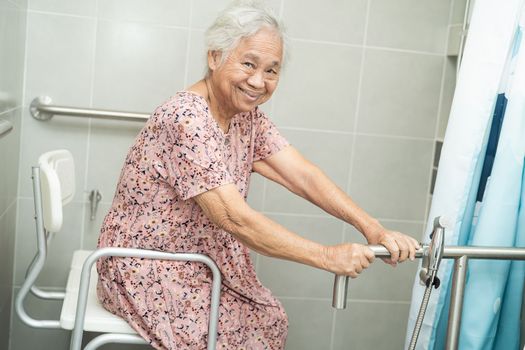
[405,1,525,349]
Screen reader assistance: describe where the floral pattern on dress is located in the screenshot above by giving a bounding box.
[97,91,290,350]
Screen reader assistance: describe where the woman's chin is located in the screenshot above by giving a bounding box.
[235,101,259,113]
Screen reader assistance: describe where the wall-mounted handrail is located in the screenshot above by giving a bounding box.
[30,96,149,122]
[0,119,13,138]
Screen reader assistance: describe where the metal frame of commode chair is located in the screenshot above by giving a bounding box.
[15,149,222,350]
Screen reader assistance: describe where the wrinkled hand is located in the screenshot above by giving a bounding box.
[367,228,420,266]
[322,243,375,278]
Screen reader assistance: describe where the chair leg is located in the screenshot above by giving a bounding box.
[83,333,148,350]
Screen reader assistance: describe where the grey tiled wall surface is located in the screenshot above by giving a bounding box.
[8,0,460,349]
[0,0,26,348]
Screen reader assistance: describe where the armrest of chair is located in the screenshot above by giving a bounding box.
[70,247,222,350]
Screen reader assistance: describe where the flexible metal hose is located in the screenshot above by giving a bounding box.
[408,284,433,350]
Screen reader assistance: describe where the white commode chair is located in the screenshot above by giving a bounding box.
[15,149,222,350]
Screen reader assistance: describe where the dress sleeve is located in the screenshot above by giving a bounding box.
[253,109,290,162]
[159,102,234,200]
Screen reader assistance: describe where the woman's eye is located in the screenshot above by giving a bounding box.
[243,62,255,68]
[267,69,277,75]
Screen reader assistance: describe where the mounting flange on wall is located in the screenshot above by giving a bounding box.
[30,96,54,121]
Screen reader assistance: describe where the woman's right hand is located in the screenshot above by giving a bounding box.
[322,243,375,278]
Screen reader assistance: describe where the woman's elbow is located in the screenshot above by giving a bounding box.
[214,206,253,235]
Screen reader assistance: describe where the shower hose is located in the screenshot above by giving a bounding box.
[407,275,439,350]
[408,216,445,349]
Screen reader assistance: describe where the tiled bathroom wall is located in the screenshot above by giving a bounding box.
[0,0,26,349]
[9,0,460,349]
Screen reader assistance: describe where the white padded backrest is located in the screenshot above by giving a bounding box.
[38,150,75,233]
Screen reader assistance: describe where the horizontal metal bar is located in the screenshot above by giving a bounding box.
[368,245,525,260]
[30,286,65,300]
[30,96,149,122]
[0,119,13,138]
[84,333,147,350]
[333,244,525,309]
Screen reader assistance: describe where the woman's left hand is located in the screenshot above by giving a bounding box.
[366,227,420,266]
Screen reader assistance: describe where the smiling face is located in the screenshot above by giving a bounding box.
[207,27,283,119]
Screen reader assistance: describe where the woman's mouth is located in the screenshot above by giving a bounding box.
[239,87,261,102]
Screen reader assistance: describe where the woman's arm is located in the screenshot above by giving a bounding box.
[194,184,375,278]
[253,146,420,264]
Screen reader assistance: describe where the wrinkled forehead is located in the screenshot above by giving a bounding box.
[232,29,283,63]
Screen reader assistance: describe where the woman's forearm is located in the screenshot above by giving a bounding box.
[228,207,327,267]
[194,185,328,270]
[195,183,378,275]
[294,164,384,242]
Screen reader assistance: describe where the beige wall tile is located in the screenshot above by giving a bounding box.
[272,40,362,132]
[257,214,343,298]
[350,135,433,220]
[367,0,450,53]
[358,49,443,138]
[281,298,335,350]
[92,20,187,112]
[333,301,410,349]
[282,0,367,44]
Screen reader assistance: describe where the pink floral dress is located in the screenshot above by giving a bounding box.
[97,91,290,350]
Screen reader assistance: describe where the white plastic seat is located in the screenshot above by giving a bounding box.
[60,250,136,333]
[15,149,222,350]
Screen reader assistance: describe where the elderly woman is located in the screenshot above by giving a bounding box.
[97,1,419,349]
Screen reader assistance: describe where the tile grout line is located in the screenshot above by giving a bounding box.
[182,0,194,88]
[290,37,444,57]
[0,200,17,226]
[400,1,457,347]
[96,18,188,32]
[422,0,458,234]
[256,138,272,273]
[277,295,411,304]
[80,0,100,250]
[26,8,188,31]
[27,8,96,20]
[365,44,444,57]
[0,107,20,117]
[262,211,425,223]
[6,197,429,224]
[343,10,369,210]
[6,0,22,9]
[10,6,31,343]
[332,0,372,347]
[255,177,268,273]
[278,0,284,19]
[8,199,22,350]
[258,0,283,271]
[23,9,449,58]
[277,127,436,141]
[354,131,435,142]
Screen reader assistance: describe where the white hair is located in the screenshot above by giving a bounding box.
[204,0,287,71]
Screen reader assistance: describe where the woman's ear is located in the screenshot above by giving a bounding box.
[207,50,222,71]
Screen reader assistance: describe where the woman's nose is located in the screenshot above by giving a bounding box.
[247,71,264,89]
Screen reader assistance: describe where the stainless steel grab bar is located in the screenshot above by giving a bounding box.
[0,119,13,138]
[30,96,149,122]
[332,244,525,350]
